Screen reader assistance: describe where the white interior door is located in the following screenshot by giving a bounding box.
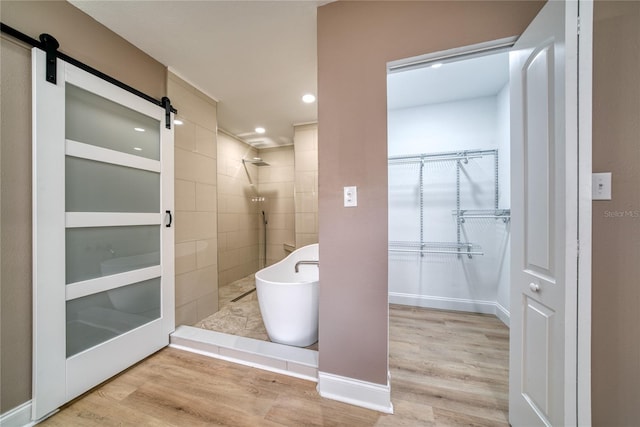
[509,1,591,425]
[32,49,175,420]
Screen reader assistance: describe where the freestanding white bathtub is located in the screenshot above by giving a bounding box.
[255,243,319,347]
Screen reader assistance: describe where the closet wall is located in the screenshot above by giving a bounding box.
[388,90,511,323]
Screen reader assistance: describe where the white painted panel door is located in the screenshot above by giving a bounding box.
[509,1,590,426]
[32,49,175,420]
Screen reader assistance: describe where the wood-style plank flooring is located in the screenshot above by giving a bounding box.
[40,305,509,426]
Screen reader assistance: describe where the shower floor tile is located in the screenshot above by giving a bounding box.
[217,274,257,307]
[195,274,318,350]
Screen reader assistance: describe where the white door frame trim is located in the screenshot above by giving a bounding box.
[577,1,593,424]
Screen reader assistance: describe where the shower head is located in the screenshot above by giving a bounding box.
[242,157,270,167]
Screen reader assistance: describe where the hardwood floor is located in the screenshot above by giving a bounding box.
[389,305,509,426]
[40,305,509,426]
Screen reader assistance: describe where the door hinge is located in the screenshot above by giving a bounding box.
[577,239,580,257]
[577,16,581,35]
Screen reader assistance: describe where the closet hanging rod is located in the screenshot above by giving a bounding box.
[389,155,483,165]
[459,215,509,219]
[388,149,497,163]
[0,22,177,128]
[453,213,511,220]
[389,248,484,256]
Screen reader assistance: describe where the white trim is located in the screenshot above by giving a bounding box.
[390,292,497,313]
[317,371,394,414]
[65,64,161,120]
[160,111,176,335]
[387,36,518,73]
[65,212,161,228]
[66,265,161,300]
[577,1,593,424]
[170,326,318,382]
[66,140,161,173]
[171,344,317,383]
[0,401,36,427]
[292,121,318,128]
[32,48,68,420]
[66,320,166,402]
[495,301,511,327]
[389,293,510,326]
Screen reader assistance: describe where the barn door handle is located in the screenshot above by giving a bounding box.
[529,282,540,292]
[165,210,172,228]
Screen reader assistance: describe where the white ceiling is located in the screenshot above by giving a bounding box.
[387,52,510,110]
[69,1,509,147]
[69,0,322,148]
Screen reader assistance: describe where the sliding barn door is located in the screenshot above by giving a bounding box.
[32,49,175,420]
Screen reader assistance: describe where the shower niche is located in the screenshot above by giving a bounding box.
[387,51,511,325]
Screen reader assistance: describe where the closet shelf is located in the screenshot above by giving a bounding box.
[389,241,483,258]
[453,209,511,223]
[389,148,500,260]
[388,149,498,165]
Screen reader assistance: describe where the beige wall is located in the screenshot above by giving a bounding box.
[294,124,319,248]
[169,72,219,326]
[216,136,296,283]
[0,0,167,413]
[0,34,33,414]
[317,1,543,385]
[257,146,295,266]
[216,132,259,286]
[591,1,640,424]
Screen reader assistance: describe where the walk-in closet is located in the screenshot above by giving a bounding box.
[387,51,511,325]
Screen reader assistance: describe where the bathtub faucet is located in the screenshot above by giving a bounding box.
[294,260,319,273]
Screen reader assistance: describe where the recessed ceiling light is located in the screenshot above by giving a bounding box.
[431,63,443,69]
[134,127,145,132]
[133,147,143,151]
[255,127,266,134]
[174,119,184,125]
[302,94,316,103]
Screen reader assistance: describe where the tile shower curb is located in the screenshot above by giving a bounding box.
[169,325,319,382]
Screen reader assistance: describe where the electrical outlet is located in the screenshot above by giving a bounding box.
[344,186,357,207]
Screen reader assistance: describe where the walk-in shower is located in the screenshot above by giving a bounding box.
[242,157,270,268]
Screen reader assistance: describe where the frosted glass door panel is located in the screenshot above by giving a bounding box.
[66,225,160,284]
[66,84,160,160]
[66,156,160,213]
[66,277,161,357]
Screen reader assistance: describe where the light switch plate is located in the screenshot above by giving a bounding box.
[592,172,612,200]
[344,186,357,207]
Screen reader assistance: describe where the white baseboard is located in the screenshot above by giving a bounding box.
[0,401,35,427]
[389,292,511,326]
[317,371,394,414]
[495,301,510,327]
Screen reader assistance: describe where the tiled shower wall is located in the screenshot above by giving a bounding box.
[294,124,319,247]
[216,132,260,286]
[168,72,219,326]
[257,146,296,266]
